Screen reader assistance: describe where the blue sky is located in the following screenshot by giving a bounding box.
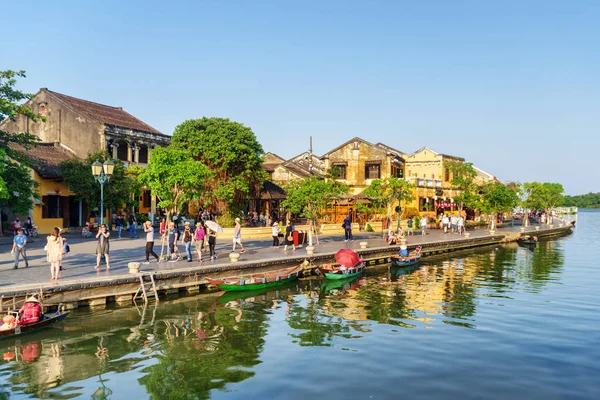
[4,0,598,194]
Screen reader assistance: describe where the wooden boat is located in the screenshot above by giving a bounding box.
[390,253,421,267]
[318,262,366,280]
[0,309,70,340]
[206,264,304,292]
[517,235,538,246]
[321,276,360,294]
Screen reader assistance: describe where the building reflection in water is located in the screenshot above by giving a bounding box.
[0,241,565,397]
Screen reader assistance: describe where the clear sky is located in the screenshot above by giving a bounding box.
[4,0,598,194]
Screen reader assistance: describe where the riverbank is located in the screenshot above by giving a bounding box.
[0,221,574,310]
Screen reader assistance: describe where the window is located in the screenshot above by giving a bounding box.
[332,164,347,180]
[365,163,380,180]
[445,168,451,182]
[42,195,63,219]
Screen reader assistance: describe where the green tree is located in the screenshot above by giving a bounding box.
[444,160,479,215]
[0,70,44,210]
[0,70,43,150]
[282,175,349,244]
[0,150,39,214]
[138,146,210,223]
[479,182,520,229]
[60,152,141,216]
[362,177,415,235]
[170,117,267,217]
[523,182,565,224]
[562,192,600,208]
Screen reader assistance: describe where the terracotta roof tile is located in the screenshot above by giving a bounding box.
[46,89,163,135]
[8,142,76,179]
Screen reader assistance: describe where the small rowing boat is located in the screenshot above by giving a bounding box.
[390,246,422,267]
[206,264,304,292]
[0,309,70,340]
[319,262,366,280]
[517,235,538,246]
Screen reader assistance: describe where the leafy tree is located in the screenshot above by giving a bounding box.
[444,160,479,215]
[561,192,600,208]
[60,152,141,217]
[523,182,565,224]
[170,117,267,217]
[0,70,43,211]
[282,175,349,244]
[479,182,520,229]
[138,146,210,224]
[0,150,39,214]
[362,177,415,234]
[0,70,43,150]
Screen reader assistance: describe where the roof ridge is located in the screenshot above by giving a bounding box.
[45,89,122,109]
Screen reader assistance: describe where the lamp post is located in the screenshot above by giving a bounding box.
[91,159,115,225]
[395,205,401,233]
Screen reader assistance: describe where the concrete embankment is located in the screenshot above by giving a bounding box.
[0,224,573,311]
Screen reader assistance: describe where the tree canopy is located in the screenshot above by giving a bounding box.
[138,146,210,221]
[522,182,565,213]
[362,177,415,217]
[444,160,479,213]
[170,117,266,215]
[0,150,39,214]
[561,192,600,208]
[479,181,520,216]
[59,152,141,213]
[0,70,42,150]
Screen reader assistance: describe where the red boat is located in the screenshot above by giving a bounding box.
[0,309,70,340]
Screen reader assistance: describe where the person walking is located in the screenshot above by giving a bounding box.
[442,214,450,234]
[271,221,280,247]
[115,214,124,238]
[167,222,180,261]
[182,221,194,262]
[232,217,245,253]
[159,217,166,236]
[144,220,160,264]
[207,227,218,261]
[407,217,414,236]
[11,228,28,269]
[343,215,353,242]
[282,220,296,252]
[420,216,428,236]
[450,215,458,234]
[193,222,205,262]
[95,224,111,269]
[457,215,464,235]
[59,235,69,271]
[46,227,64,281]
[129,212,138,239]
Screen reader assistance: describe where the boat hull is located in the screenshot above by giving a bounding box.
[206,264,304,292]
[319,262,365,280]
[390,255,421,267]
[0,310,70,340]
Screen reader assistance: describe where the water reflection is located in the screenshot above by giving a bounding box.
[0,240,566,398]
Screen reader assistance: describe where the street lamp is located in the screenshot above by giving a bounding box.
[91,159,115,225]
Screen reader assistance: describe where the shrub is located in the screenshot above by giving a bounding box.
[366,223,373,232]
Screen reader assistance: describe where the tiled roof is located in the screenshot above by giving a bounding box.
[261,181,287,200]
[45,89,164,135]
[261,162,281,172]
[8,142,76,179]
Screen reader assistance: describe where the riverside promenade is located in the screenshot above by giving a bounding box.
[0,219,574,307]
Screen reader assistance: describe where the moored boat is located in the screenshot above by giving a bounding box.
[517,235,538,246]
[319,262,366,280]
[319,248,366,280]
[390,246,422,267]
[0,309,70,340]
[206,264,304,292]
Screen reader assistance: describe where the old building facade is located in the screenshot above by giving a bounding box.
[1,88,170,227]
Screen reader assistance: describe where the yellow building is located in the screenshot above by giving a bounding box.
[8,142,80,234]
[403,146,464,216]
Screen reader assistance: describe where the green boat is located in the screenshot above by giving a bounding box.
[206,264,304,292]
[319,262,366,280]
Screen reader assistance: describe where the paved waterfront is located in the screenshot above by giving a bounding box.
[0,220,558,292]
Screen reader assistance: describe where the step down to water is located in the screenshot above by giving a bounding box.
[133,272,159,304]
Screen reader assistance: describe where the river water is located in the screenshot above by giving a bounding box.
[1,211,599,399]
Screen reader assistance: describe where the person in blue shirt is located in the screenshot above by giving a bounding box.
[11,228,28,269]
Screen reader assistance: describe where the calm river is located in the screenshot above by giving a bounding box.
[1,211,599,399]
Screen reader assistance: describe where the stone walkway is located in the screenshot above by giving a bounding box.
[0,220,551,293]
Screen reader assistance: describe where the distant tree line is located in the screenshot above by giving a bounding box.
[561,192,600,209]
